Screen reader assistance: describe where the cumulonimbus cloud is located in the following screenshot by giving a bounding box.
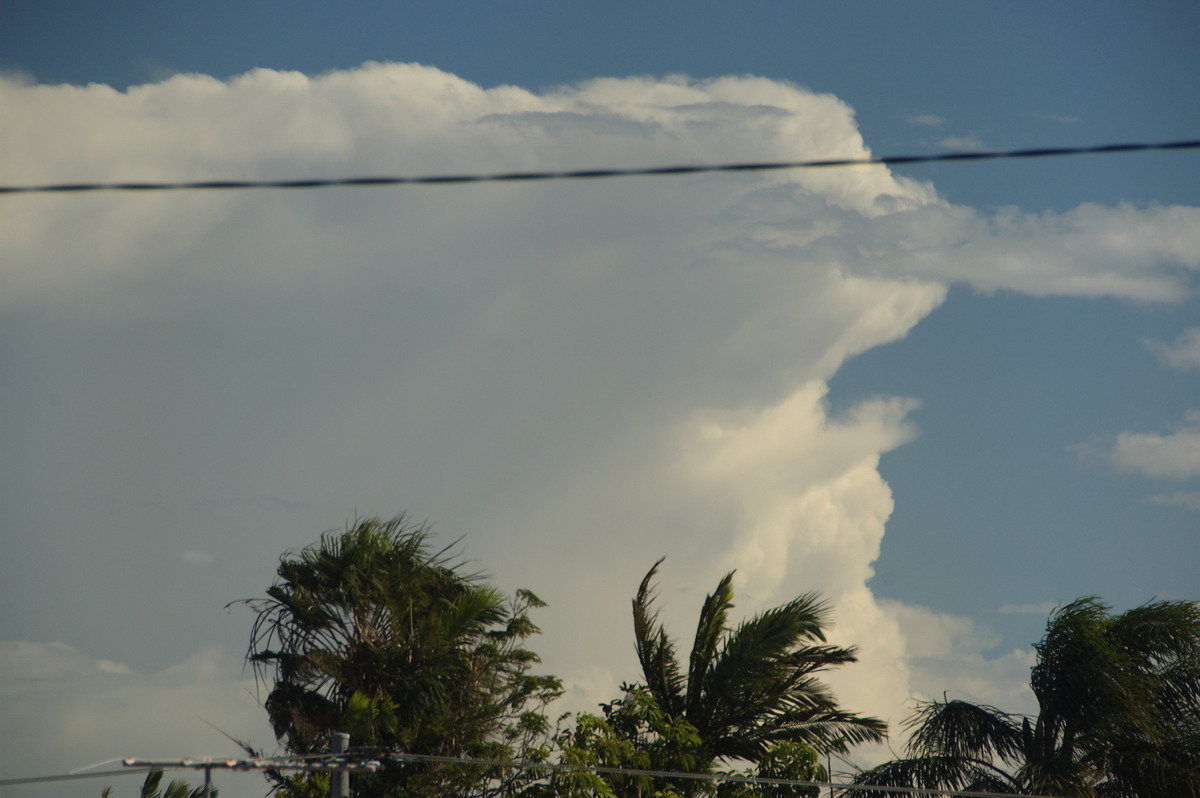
[2,64,1197,773]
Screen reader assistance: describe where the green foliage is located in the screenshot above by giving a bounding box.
[720,741,828,798]
[534,695,829,798]
[231,514,562,798]
[632,559,886,762]
[535,559,879,798]
[530,689,705,798]
[848,597,1200,798]
[101,770,216,798]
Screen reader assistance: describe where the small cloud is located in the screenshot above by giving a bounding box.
[936,136,986,151]
[1150,491,1200,510]
[1103,412,1200,479]
[1026,112,1082,125]
[96,658,133,674]
[182,550,215,566]
[906,113,945,127]
[1145,328,1200,371]
[999,601,1058,616]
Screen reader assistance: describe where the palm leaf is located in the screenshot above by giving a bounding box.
[905,699,1024,765]
[687,571,734,719]
[845,755,1018,797]
[633,558,686,714]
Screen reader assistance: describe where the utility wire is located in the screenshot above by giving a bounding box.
[0,768,152,787]
[0,139,1197,195]
[382,750,1066,798]
[0,756,377,788]
[0,750,1066,797]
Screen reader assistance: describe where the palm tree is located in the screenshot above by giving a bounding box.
[230,514,561,798]
[102,770,216,798]
[632,558,887,765]
[846,597,1200,798]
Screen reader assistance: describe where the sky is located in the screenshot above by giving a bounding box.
[2,2,1199,796]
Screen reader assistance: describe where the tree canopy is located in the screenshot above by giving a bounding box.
[233,518,1199,798]
[536,559,884,798]
[232,515,561,798]
[632,559,886,762]
[847,596,1200,798]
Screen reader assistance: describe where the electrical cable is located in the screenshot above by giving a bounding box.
[0,768,152,787]
[0,750,1069,797]
[0,139,1196,195]
[0,757,377,788]
[382,750,1068,798]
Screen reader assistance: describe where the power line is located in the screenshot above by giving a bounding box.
[122,756,381,773]
[0,750,1067,798]
[381,750,1066,798]
[0,139,1196,195]
[0,756,377,788]
[0,768,151,787]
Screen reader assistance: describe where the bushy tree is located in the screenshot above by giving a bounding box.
[846,597,1200,798]
[534,690,828,798]
[232,515,561,798]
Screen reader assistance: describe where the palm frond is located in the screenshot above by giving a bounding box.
[905,699,1024,765]
[633,558,686,713]
[844,755,1018,798]
[687,571,735,718]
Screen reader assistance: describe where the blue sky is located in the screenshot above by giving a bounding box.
[1,3,1198,795]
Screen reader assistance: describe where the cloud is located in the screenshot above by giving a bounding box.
[182,550,216,566]
[1025,112,1082,125]
[1146,327,1200,370]
[1150,491,1200,510]
[935,136,985,150]
[2,64,1199,779]
[1087,411,1200,479]
[884,602,1037,714]
[0,642,272,792]
[829,201,1200,300]
[906,114,945,127]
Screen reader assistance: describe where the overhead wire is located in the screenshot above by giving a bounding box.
[0,748,1073,797]
[0,138,1196,195]
[0,768,152,787]
[380,750,1066,798]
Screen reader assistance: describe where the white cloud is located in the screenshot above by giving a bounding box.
[1147,492,1200,511]
[1098,411,1200,479]
[884,602,1037,715]
[906,114,945,127]
[834,201,1200,300]
[182,550,215,566]
[1150,491,1200,510]
[2,64,1198,780]
[0,642,272,796]
[936,136,986,150]
[1026,112,1082,125]
[1146,327,1200,370]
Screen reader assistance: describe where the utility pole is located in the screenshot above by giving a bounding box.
[331,733,350,798]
